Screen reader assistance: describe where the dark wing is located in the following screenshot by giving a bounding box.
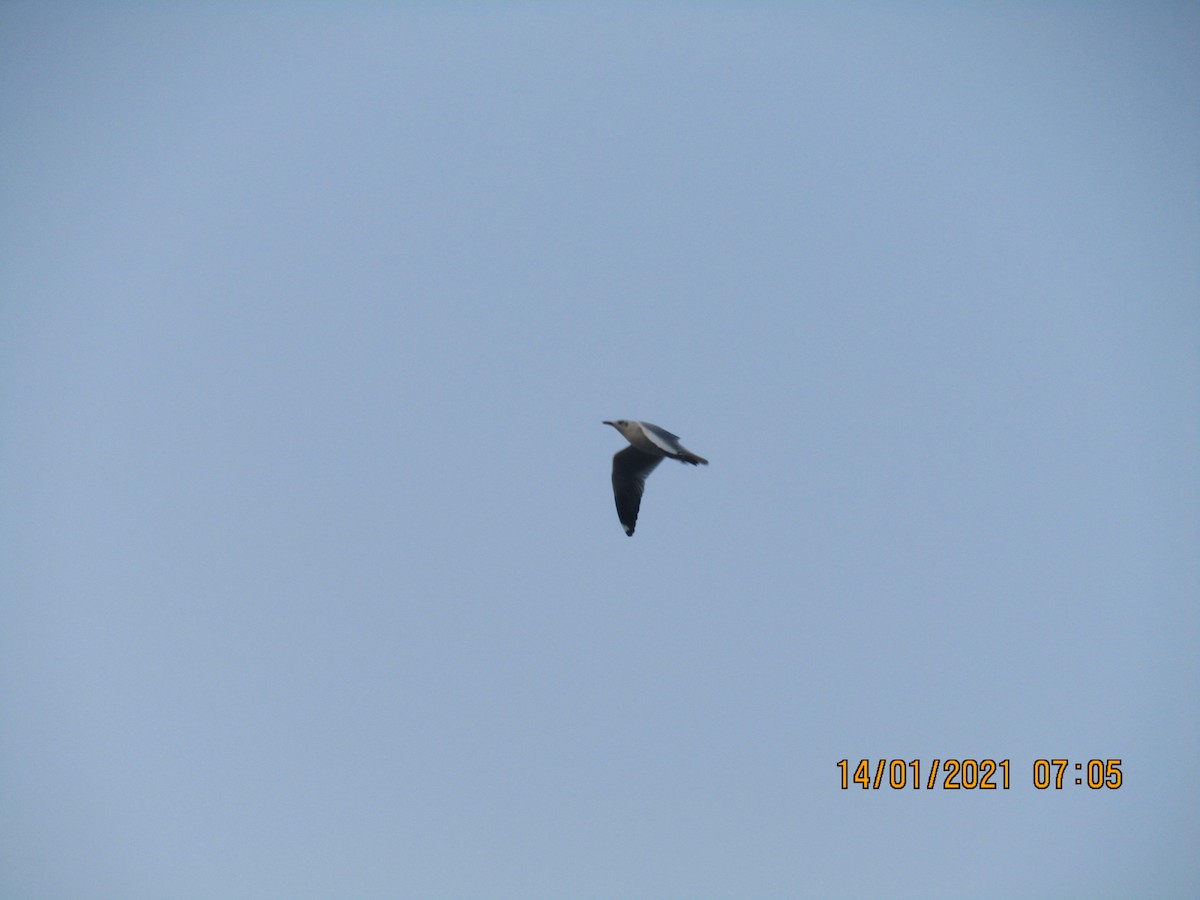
[611,446,662,536]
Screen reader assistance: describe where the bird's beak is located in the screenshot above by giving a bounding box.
[602,420,614,427]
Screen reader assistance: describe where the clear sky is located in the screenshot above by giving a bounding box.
[2,5,1197,898]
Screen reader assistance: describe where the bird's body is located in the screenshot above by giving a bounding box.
[603,420,708,535]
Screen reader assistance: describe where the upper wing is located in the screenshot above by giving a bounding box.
[638,421,683,454]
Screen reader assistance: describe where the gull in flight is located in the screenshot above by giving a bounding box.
[603,420,708,536]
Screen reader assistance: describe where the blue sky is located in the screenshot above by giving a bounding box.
[2,5,1198,898]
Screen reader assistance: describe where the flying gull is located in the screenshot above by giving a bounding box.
[603,420,708,536]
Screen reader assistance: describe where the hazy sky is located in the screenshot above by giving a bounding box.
[2,5,1198,898]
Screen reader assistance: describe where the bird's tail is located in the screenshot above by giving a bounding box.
[676,449,708,465]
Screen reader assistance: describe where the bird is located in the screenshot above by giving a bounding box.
[603,419,708,535]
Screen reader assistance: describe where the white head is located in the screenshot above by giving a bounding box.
[603,419,638,441]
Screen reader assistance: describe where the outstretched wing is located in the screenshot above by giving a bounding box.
[611,446,662,536]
